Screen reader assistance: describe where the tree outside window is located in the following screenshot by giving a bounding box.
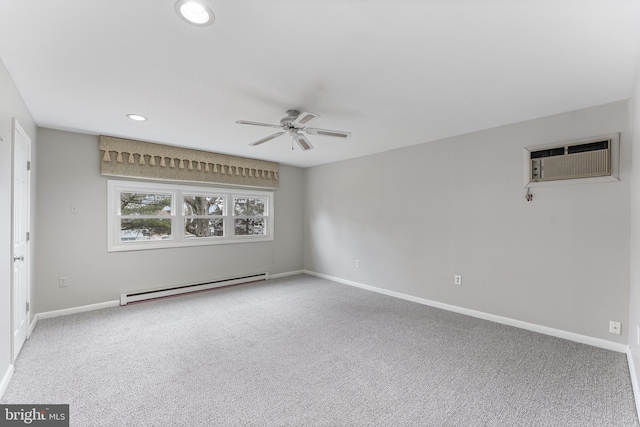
[234,197,267,236]
[184,195,224,238]
[120,193,172,241]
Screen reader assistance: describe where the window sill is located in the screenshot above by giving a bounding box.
[108,235,274,252]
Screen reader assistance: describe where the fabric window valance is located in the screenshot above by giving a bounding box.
[100,136,279,189]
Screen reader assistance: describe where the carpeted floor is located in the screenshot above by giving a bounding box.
[2,274,638,426]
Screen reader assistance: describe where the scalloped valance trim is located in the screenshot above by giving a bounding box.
[100,136,279,189]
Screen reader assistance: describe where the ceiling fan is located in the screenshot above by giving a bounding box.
[236,110,351,151]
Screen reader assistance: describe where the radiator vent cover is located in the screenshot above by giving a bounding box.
[529,138,612,183]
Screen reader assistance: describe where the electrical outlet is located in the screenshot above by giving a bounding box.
[609,321,621,335]
[454,275,462,285]
[355,259,360,268]
[58,277,67,288]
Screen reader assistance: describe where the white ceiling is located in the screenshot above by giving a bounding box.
[1,1,640,168]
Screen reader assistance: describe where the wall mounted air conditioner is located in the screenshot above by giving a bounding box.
[524,133,620,187]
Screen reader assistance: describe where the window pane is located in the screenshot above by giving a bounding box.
[184,195,224,216]
[185,218,223,238]
[121,219,172,241]
[234,218,265,236]
[234,198,266,216]
[121,193,172,216]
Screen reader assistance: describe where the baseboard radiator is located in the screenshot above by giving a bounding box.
[119,272,269,306]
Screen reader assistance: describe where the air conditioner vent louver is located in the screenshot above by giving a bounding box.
[530,147,565,159]
[529,139,611,182]
[567,140,609,154]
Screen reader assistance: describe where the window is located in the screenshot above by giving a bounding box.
[120,192,173,241]
[184,194,225,238]
[234,197,268,236]
[108,180,273,252]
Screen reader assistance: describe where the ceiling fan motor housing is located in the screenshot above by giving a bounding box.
[280,110,301,128]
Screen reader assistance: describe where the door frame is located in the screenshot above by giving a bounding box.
[11,117,31,362]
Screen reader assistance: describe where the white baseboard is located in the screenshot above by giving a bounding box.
[28,314,38,337]
[304,270,628,353]
[270,270,305,279]
[37,300,120,321]
[627,348,640,421]
[0,364,14,399]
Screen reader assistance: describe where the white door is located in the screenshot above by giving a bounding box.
[12,118,30,361]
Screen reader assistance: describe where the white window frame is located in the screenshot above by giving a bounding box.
[108,180,274,252]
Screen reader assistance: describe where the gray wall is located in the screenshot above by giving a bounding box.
[629,69,640,390]
[34,128,304,313]
[0,58,36,386]
[304,101,631,344]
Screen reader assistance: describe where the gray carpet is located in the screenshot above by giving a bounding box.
[2,274,638,426]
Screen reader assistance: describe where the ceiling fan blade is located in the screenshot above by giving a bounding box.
[304,127,351,139]
[292,111,319,128]
[293,132,313,151]
[249,132,285,146]
[236,120,282,129]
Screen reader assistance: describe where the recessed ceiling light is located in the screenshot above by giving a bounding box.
[127,114,147,121]
[175,0,215,27]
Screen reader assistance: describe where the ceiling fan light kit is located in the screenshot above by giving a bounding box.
[236,110,351,151]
